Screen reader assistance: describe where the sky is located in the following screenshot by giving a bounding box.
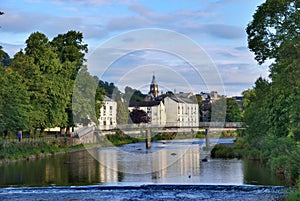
[0,0,269,96]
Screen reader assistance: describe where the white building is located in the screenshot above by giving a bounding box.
[98,96,117,130]
[128,75,199,128]
[164,95,199,128]
[129,100,166,127]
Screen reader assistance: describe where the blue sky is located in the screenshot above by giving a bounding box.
[0,0,269,96]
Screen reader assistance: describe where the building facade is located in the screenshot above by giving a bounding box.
[129,75,199,128]
[98,96,117,130]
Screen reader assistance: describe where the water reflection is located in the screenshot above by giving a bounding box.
[0,140,286,187]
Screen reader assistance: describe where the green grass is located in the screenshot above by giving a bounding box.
[210,144,243,159]
[105,130,144,146]
[0,140,80,161]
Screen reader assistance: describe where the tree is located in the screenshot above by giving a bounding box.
[123,86,146,104]
[225,98,241,122]
[20,32,69,133]
[129,109,150,124]
[0,46,11,67]
[51,30,88,131]
[246,0,300,64]
[72,66,99,126]
[95,87,105,120]
[117,101,129,125]
[246,0,300,140]
[51,30,88,80]
[0,68,31,132]
[242,78,272,145]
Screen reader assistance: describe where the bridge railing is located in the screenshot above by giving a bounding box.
[199,122,244,128]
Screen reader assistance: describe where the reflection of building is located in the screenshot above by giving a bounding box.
[98,96,117,130]
[129,75,199,128]
[97,150,119,183]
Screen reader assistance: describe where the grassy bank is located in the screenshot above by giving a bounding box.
[105,130,144,146]
[0,140,84,163]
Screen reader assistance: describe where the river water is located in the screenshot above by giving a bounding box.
[0,138,287,200]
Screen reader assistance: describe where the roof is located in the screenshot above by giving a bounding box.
[103,95,115,102]
[166,95,197,104]
[132,93,197,106]
[129,100,161,107]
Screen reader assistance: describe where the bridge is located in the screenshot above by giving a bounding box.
[74,122,244,148]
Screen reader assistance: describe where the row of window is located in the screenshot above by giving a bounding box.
[102,105,115,116]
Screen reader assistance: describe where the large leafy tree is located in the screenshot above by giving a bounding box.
[13,32,70,133]
[246,0,300,64]
[225,98,241,122]
[51,30,88,80]
[51,30,88,131]
[0,67,31,132]
[246,0,300,140]
[242,78,272,144]
[72,66,98,126]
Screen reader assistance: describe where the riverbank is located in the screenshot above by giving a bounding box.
[0,140,87,165]
[210,137,300,201]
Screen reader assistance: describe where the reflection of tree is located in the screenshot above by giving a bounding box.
[129,108,150,124]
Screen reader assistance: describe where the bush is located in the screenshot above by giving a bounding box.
[211,144,235,159]
[106,130,142,146]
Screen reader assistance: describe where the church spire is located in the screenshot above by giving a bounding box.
[149,73,158,98]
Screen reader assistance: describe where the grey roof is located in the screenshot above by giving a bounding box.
[129,100,161,107]
[103,95,114,102]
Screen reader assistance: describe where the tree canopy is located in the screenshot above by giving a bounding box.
[244,0,300,185]
[246,0,300,140]
[247,0,300,64]
[129,109,150,124]
[0,31,104,134]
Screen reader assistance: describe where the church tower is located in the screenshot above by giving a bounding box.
[149,73,159,98]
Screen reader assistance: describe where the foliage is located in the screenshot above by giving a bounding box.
[117,101,129,125]
[129,108,150,124]
[211,144,235,159]
[97,80,129,125]
[72,66,98,126]
[225,98,241,122]
[98,81,118,97]
[151,132,177,141]
[0,30,104,134]
[123,86,146,104]
[95,87,105,120]
[246,0,300,64]
[210,97,226,122]
[105,130,142,146]
[0,46,11,67]
[245,0,300,188]
[242,78,272,144]
[51,30,88,80]
[51,30,89,130]
[0,68,31,131]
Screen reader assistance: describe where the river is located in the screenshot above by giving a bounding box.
[0,138,287,200]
